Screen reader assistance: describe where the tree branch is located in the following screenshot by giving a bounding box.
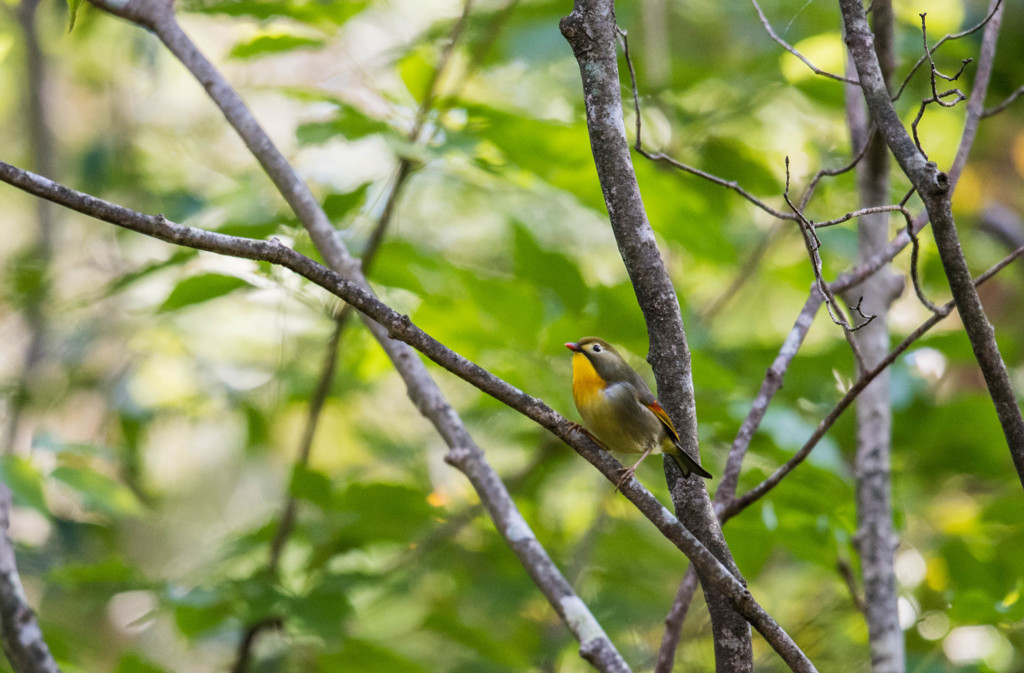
[843,3,905,669]
[840,0,1024,489]
[748,0,857,85]
[562,3,757,671]
[0,158,818,673]
[72,0,634,666]
[723,242,1024,521]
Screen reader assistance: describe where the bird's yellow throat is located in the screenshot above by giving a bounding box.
[571,351,605,406]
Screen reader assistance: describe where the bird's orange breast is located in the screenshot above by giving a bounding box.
[571,351,605,408]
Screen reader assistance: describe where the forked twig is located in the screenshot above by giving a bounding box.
[910,14,970,159]
[784,158,875,341]
[891,0,1003,103]
[722,241,1024,521]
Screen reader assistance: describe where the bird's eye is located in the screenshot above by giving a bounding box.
[592,344,602,353]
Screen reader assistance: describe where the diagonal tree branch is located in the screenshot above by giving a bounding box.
[0,158,818,673]
[748,0,857,85]
[76,0,632,668]
[242,5,481,667]
[724,242,1024,522]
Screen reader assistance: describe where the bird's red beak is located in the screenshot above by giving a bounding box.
[565,341,581,352]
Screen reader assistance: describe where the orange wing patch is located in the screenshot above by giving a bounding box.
[646,400,680,443]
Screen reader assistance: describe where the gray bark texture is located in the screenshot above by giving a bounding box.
[559,2,753,671]
[839,0,1024,489]
[842,3,907,672]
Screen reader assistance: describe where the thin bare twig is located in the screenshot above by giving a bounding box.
[748,0,858,85]
[722,241,1024,521]
[910,14,969,159]
[891,0,1003,103]
[784,158,875,346]
[229,617,284,673]
[982,84,1024,118]
[906,221,941,313]
[617,26,796,222]
[654,567,700,673]
[837,558,866,615]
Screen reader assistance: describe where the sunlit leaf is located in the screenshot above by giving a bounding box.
[229,34,325,59]
[188,0,367,25]
[0,456,47,513]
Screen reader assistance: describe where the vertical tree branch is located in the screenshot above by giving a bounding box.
[560,2,753,671]
[842,2,906,671]
[839,0,1024,489]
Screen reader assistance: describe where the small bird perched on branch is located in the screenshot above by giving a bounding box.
[565,337,712,488]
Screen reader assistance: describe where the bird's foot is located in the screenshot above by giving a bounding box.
[614,465,638,493]
[613,448,654,493]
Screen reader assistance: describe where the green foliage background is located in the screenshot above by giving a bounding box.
[1,0,1023,671]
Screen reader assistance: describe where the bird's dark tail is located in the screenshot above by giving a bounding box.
[669,449,713,479]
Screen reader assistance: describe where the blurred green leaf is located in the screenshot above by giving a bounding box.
[323,184,369,222]
[288,574,354,639]
[0,456,47,513]
[188,0,367,25]
[49,557,143,588]
[296,104,394,145]
[4,250,50,310]
[158,273,250,313]
[105,250,197,296]
[319,638,431,673]
[171,588,234,638]
[51,466,143,516]
[334,483,434,544]
[229,33,325,59]
[116,653,171,673]
[512,222,588,313]
[289,464,333,508]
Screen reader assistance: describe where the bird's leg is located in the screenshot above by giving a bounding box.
[615,447,654,492]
